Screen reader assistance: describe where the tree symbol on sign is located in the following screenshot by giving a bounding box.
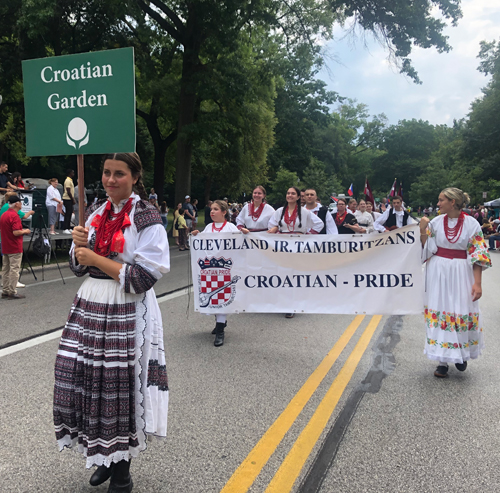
[66,117,89,149]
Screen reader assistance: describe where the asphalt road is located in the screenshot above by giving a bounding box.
[0,249,499,492]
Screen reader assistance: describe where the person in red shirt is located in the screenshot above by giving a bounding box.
[0,195,31,299]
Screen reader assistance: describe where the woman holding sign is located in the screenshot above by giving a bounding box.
[267,187,323,318]
[421,187,491,378]
[192,200,240,347]
[237,185,275,233]
[53,153,170,492]
[267,186,323,235]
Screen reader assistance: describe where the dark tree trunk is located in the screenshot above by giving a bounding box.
[137,106,177,203]
[174,10,202,206]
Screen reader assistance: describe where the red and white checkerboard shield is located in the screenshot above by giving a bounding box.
[200,273,232,305]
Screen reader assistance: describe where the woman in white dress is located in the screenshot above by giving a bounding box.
[237,186,275,233]
[267,186,323,235]
[268,187,323,318]
[420,188,491,378]
[53,153,170,492]
[354,199,375,234]
[192,200,240,347]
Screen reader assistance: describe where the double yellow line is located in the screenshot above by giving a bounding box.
[221,314,383,493]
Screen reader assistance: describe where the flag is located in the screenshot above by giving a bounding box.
[330,196,339,202]
[389,178,397,197]
[364,178,375,208]
[347,183,354,196]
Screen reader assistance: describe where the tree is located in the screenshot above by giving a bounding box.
[137,0,462,204]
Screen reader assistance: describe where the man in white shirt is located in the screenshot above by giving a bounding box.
[374,195,416,232]
[304,188,338,234]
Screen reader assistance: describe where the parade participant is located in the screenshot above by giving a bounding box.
[355,199,375,233]
[379,197,388,213]
[268,187,324,235]
[0,195,31,300]
[332,198,364,234]
[172,202,182,245]
[268,187,324,318]
[53,153,170,492]
[421,187,491,378]
[347,198,358,215]
[237,186,275,233]
[300,189,306,207]
[366,201,381,221]
[374,195,416,232]
[303,188,338,234]
[192,200,240,347]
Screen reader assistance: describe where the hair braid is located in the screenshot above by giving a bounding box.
[133,177,148,200]
[279,206,286,228]
[297,203,302,228]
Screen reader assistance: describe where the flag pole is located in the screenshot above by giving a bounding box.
[77,154,85,227]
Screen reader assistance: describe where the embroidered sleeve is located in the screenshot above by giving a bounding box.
[467,230,492,269]
[119,223,170,293]
[133,200,163,232]
[121,263,158,294]
[69,244,89,277]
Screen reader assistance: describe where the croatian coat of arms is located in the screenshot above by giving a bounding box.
[197,257,240,309]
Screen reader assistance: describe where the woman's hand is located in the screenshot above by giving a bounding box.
[72,226,89,247]
[191,230,199,236]
[267,226,279,234]
[74,246,98,267]
[420,216,430,234]
[240,228,249,234]
[471,282,482,302]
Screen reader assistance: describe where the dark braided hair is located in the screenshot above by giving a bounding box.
[101,152,148,200]
[279,186,302,229]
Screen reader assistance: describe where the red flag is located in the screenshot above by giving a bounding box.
[389,178,397,197]
[364,178,375,208]
[347,183,354,196]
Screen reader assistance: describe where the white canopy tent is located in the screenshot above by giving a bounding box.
[484,198,500,207]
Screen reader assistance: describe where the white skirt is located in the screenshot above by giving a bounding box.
[54,277,168,468]
[423,256,484,364]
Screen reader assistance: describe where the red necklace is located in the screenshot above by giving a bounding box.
[444,212,465,243]
[249,201,265,221]
[335,211,347,226]
[284,205,298,231]
[93,198,133,257]
[212,220,227,232]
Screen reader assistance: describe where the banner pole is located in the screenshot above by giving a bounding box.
[77,154,85,227]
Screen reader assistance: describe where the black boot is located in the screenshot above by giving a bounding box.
[108,460,133,493]
[214,322,225,347]
[90,464,113,486]
[212,321,226,335]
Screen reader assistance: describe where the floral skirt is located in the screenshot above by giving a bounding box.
[53,277,169,468]
[424,256,484,364]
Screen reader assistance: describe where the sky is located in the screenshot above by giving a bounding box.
[317,0,500,126]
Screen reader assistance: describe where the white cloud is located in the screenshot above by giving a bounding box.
[318,0,499,125]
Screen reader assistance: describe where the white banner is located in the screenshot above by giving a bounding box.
[190,224,424,315]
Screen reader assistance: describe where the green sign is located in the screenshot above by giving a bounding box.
[22,47,135,156]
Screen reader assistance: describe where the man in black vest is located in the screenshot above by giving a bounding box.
[374,195,415,232]
[304,188,338,234]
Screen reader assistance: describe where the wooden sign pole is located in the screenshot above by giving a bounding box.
[77,154,85,227]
